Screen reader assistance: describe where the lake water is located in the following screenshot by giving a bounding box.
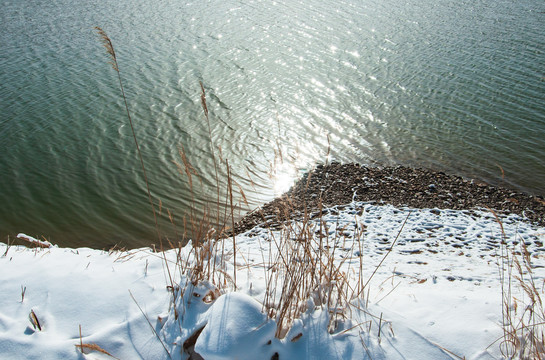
[1,0,544,248]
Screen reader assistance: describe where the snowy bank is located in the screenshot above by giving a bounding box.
[1,203,544,359]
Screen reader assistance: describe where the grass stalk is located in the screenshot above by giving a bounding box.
[95,27,160,244]
[493,208,545,359]
[226,160,237,288]
[95,27,177,296]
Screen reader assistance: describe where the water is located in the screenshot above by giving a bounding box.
[1,0,544,249]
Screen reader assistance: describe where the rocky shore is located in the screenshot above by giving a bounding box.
[234,163,545,234]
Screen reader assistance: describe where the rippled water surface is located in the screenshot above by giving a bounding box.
[1,0,544,248]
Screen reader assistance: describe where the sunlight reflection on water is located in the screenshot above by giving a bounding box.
[1,0,543,248]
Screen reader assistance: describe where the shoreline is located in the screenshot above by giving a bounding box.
[234,162,545,234]
[3,165,545,359]
[6,163,544,249]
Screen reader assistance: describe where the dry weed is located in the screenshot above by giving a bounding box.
[494,208,545,359]
[75,343,120,359]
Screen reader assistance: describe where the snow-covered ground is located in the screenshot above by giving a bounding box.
[1,203,544,359]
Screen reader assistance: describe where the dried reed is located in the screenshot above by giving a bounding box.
[75,343,120,359]
[95,27,180,298]
[95,27,160,244]
[492,209,545,359]
[499,240,545,358]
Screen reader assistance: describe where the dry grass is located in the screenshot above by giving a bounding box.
[28,309,42,331]
[1,236,10,256]
[94,27,400,357]
[256,200,411,340]
[244,172,367,339]
[493,209,545,359]
[75,343,120,359]
[76,324,119,358]
[500,241,545,359]
[264,216,360,338]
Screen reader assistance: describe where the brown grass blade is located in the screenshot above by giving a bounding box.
[29,309,42,331]
[75,343,120,359]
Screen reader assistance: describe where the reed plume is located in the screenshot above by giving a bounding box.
[95,27,118,72]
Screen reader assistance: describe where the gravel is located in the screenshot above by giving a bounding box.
[233,162,545,234]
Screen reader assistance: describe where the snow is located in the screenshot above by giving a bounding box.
[1,202,544,359]
[195,292,276,360]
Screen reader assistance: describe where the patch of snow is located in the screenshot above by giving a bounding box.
[1,203,543,359]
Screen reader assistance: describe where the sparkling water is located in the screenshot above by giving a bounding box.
[1,0,543,248]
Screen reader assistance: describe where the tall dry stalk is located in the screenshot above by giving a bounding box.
[95,27,177,295]
[490,208,545,359]
[95,27,160,244]
[226,160,237,287]
[199,82,221,228]
[499,240,545,358]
